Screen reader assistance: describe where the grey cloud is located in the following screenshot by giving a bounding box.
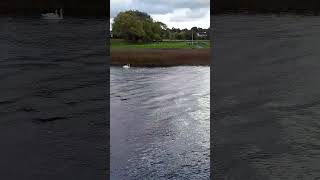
[111,0,210,18]
[137,0,209,10]
[169,8,209,22]
[110,3,132,18]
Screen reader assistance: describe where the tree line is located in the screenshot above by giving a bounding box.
[112,10,210,42]
[164,27,210,41]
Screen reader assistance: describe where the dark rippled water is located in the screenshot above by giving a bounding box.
[0,17,107,179]
[111,66,210,179]
[213,15,320,179]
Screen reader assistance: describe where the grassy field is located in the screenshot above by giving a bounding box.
[111,39,210,49]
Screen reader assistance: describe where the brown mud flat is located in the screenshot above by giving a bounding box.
[111,49,210,67]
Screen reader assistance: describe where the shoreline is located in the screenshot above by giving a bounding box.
[111,49,210,67]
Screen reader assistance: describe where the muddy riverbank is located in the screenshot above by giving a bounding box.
[111,49,210,67]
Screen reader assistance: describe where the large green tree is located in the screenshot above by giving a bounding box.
[112,10,166,42]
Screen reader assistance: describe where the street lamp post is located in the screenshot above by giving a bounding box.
[192,29,194,45]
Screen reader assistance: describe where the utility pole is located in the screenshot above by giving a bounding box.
[191,29,194,45]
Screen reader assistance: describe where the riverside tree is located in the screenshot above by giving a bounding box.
[112,10,166,42]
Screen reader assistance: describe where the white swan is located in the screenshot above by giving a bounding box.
[42,9,63,20]
[123,64,130,69]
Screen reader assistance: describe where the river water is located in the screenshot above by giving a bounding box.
[0,17,107,179]
[110,66,210,179]
[213,15,320,179]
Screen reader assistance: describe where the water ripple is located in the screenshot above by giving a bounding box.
[111,66,210,179]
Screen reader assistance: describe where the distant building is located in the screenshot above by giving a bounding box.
[196,32,207,38]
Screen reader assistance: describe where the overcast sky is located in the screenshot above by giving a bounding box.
[110,0,210,29]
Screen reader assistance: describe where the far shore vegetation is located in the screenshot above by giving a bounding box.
[110,10,210,66]
[111,10,210,49]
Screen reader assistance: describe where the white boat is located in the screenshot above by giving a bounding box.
[123,64,130,69]
[42,9,63,20]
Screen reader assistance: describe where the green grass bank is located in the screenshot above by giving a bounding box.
[111,39,210,49]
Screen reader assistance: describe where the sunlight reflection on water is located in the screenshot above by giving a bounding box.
[110,66,210,179]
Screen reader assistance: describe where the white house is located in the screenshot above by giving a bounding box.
[196,31,207,38]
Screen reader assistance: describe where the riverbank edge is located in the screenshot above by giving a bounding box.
[110,49,210,67]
